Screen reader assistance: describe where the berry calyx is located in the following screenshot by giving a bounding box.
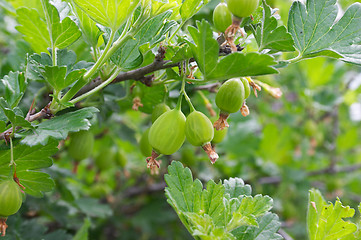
[213,3,232,33]
[131,84,144,111]
[185,111,219,164]
[211,117,228,144]
[132,97,143,111]
[240,102,250,116]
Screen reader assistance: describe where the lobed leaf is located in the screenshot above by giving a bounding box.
[165,161,203,213]
[231,213,283,240]
[73,0,140,31]
[180,0,209,21]
[20,107,99,146]
[188,20,278,81]
[254,0,295,53]
[1,71,27,109]
[224,178,252,199]
[0,98,32,129]
[72,3,102,47]
[16,7,50,53]
[41,0,81,49]
[288,0,361,64]
[307,189,358,240]
[111,11,174,70]
[0,140,58,197]
[165,161,280,239]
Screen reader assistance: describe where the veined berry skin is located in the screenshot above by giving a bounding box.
[241,78,251,99]
[68,130,94,161]
[148,109,186,155]
[0,180,23,217]
[213,3,232,33]
[226,0,260,18]
[185,111,214,146]
[139,128,153,157]
[151,103,170,123]
[215,78,245,114]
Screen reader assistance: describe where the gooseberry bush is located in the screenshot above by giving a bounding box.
[0,0,361,239]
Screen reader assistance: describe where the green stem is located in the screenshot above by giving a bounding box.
[83,30,116,80]
[60,20,135,105]
[175,92,183,111]
[9,137,15,166]
[70,68,122,104]
[181,80,195,112]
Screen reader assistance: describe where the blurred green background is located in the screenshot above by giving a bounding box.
[1,0,361,239]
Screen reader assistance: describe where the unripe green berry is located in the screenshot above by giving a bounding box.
[185,111,214,146]
[68,130,94,162]
[241,77,251,99]
[95,147,116,171]
[213,3,232,33]
[151,103,170,123]
[226,0,259,18]
[0,180,23,218]
[115,149,127,168]
[148,108,186,155]
[139,128,153,157]
[216,78,245,114]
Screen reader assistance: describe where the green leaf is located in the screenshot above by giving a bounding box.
[288,1,361,64]
[307,189,358,240]
[165,161,203,213]
[74,198,112,218]
[0,140,58,197]
[254,0,295,53]
[111,11,174,70]
[201,180,226,226]
[0,98,32,129]
[72,3,102,47]
[224,178,252,199]
[27,50,90,90]
[21,107,99,146]
[188,20,278,81]
[231,213,282,240]
[1,71,27,108]
[184,212,236,240]
[227,194,273,230]
[40,65,67,91]
[41,0,81,49]
[180,0,209,21]
[165,161,278,239]
[16,7,51,53]
[73,0,139,31]
[73,218,91,240]
[138,84,167,114]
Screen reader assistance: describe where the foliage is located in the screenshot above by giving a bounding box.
[0,0,360,239]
